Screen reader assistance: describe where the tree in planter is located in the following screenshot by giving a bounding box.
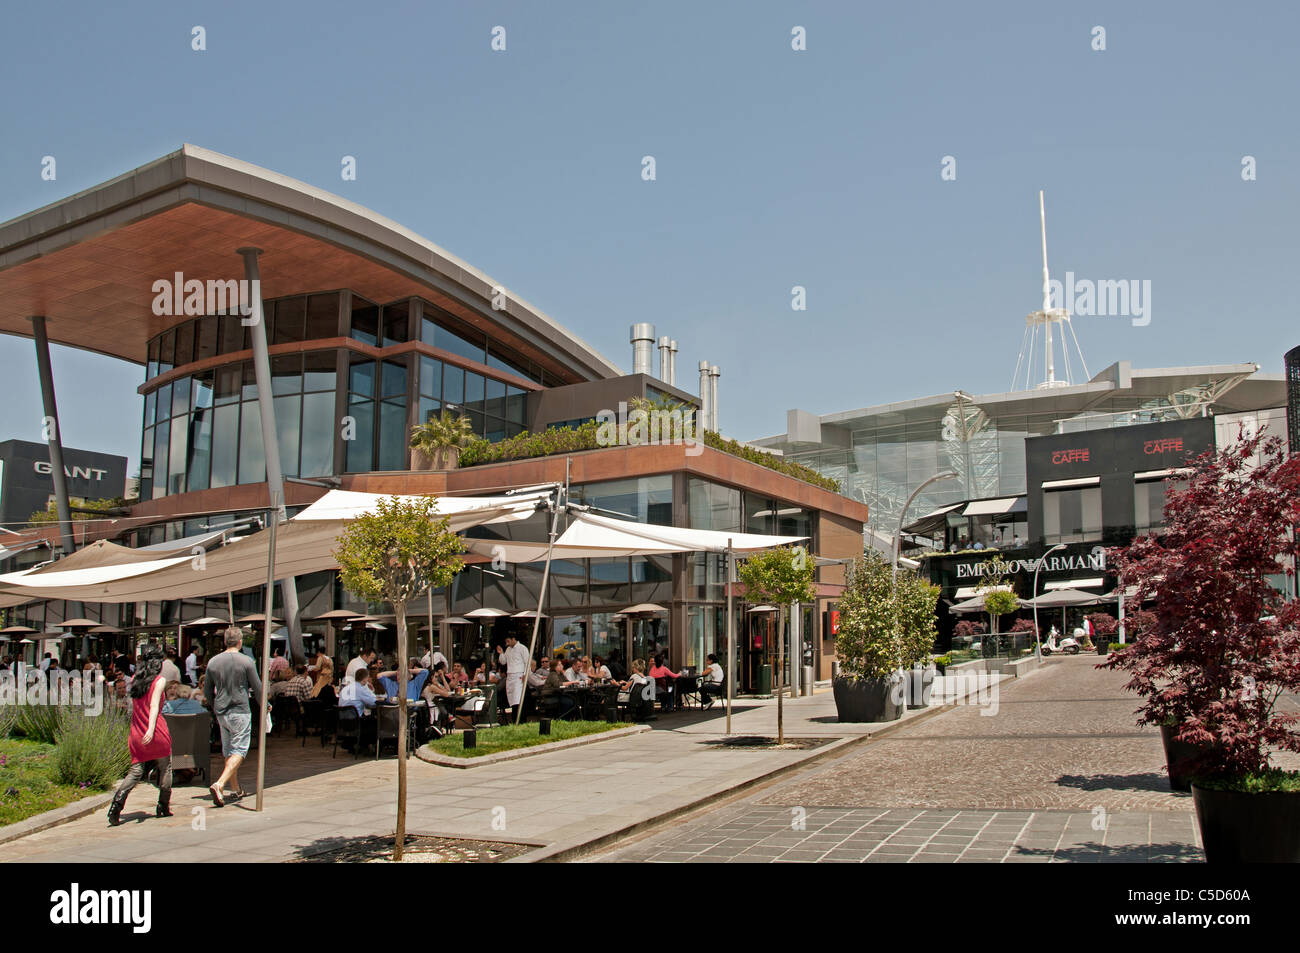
[834,553,904,719]
[334,496,466,861]
[896,570,941,706]
[737,546,816,744]
[896,571,940,668]
[975,555,1018,655]
[410,411,477,470]
[1102,428,1300,802]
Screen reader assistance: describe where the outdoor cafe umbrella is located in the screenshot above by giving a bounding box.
[617,603,667,615]
[512,609,548,618]
[1019,587,1106,634]
[465,607,509,618]
[308,609,361,656]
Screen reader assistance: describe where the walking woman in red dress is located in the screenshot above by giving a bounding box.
[108,642,173,826]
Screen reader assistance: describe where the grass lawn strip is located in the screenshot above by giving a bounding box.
[426,721,622,758]
[0,738,110,827]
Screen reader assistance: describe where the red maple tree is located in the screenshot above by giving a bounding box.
[1103,427,1300,780]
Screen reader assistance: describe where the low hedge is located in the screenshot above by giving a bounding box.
[456,422,841,494]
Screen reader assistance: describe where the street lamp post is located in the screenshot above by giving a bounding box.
[891,472,960,582]
[891,472,958,697]
[1032,543,1067,661]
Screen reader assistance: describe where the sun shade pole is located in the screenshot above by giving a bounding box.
[517,469,567,725]
[255,493,279,813]
[726,539,734,736]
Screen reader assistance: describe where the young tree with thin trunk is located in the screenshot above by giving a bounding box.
[335,496,465,861]
[737,546,816,745]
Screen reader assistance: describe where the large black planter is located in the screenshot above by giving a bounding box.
[905,666,936,709]
[1160,724,1213,793]
[1191,784,1300,863]
[832,676,903,723]
[1095,636,1112,656]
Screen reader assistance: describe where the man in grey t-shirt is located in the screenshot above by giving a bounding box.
[203,627,263,806]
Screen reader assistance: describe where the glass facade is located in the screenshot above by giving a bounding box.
[141,291,532,496]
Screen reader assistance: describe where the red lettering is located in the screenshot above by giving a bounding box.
[1143,438,1184,455]
[1051,448,1090,464]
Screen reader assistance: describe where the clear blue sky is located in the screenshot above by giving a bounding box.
[1,1,1296,476]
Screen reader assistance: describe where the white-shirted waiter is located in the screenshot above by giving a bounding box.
[497,635,530,713]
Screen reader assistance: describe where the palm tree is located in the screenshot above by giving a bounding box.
[410,410,476,470]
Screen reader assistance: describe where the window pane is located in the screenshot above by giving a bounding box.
[349,359,376,398]
[211,404,239,488]
[215,365,241,405]
[443,364,464,407]
[380,360,407,400]
[689,479,740,531]
[152,420,169,499]
[168,415,188,495]
[273,296,305,345]
[274,394,301,479]
[157,328,175,372]
[589,558,629,606]
[187,408,212,492]
[350,297,379,346]
[154,383,172,423]
[464,372,485,411]
[303,352,337,392]
[420,357,442,399]
[576,477,673,524]
[300,392,335,478]
[383,300,410,346]
[147,337,160,379]
[378,398,407,470]
[195,317,218,361]
[421,311,485,364]
[171,377,191,418]
[218,313,245,354]
[242,363,259,401]
[140,426,154,499]
[192,371,214,412]
[144,390,156,427]
[173,321,194,367]
[271,354,302,396]
[305,293,339,340]
[346,397,374,472]
[238,404,266,484]
[418,397,441,425]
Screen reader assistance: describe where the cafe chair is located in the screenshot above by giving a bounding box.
[162,711,211,784]
[333,706,363,759]
[699,675,726,710]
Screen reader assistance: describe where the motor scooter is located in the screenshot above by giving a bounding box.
[1040,625,1080,655]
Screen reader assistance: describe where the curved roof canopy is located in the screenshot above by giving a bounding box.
[0,145,621,384]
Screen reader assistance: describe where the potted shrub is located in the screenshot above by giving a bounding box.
[981,588,1020,673]
[931,654,952,675]
[410,411,476,470]
[833,554,904,723]
[1103,428,1300,861]
[897,571,940,708]
[1087,612,1119,656]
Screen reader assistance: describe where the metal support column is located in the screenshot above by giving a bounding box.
[29,316,76,557]
[237,248,304,663]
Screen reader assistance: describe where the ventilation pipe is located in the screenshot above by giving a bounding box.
[709,365,720,432]
[699,360,712,432]
[657,336,671,382]
[630,323,656,375]
[668,339,678,386]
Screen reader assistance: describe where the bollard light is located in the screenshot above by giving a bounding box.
[539,718,551,735]
[463,729,477,750]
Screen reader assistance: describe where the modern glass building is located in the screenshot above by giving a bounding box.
[0,145,867,688]
[754,361,1285,547]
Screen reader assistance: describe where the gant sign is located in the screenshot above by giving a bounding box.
[34,461,109,481]
[955,548,1106,580]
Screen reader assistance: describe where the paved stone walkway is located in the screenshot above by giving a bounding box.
[591,657,1234,863]
[1,683,979,863]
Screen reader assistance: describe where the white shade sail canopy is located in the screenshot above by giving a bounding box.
[464,510,808,563]
[0,490,547,608]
